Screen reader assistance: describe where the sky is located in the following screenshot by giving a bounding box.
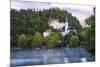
[11,0,94,27]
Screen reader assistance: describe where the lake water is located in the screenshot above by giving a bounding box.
[10,47,94,67]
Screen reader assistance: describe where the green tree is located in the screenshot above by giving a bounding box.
[32,32,43,48]
[10,8,82,48]
[46,32,59,48]
[65,31,77,45]
[80,7,95,56]
[25,34,33,48]
[17,34,27,48]
[81,15,95,55]
[69,35,79,47]
[57,32,64,47]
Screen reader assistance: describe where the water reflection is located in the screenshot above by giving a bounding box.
[10,48,94,66]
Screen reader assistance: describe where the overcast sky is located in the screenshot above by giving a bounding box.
[11,0,94,27]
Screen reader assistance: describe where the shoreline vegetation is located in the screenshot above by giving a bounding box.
[11,7,95,56]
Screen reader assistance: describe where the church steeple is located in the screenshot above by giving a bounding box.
[66,17,68,22]
[65,17,68,27]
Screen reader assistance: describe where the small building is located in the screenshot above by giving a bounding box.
[43,29,51,38]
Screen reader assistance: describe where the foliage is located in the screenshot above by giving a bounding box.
[69,35,79,47]
[81,15,95,55]
[32,32,43,48]
[65,31,77,45]
[67,13,82,31]
[57,32,64,47]
[46,32,59,48]
[79,7,95,55]
[11,7,82,48]
[17,34,27,48]
[25,34,33,48]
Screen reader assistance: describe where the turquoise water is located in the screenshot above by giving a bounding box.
[10,47,94,67]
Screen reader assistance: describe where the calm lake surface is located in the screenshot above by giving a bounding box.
[10,47,95,67]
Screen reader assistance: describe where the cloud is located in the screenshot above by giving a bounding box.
[11,1,51,10]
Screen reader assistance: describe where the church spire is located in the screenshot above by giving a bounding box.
[65,17,68,26]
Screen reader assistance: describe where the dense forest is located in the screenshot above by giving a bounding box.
[10,7,95,55]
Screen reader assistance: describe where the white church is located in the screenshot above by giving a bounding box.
[49,17,70,35]
[43,17,72,37]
